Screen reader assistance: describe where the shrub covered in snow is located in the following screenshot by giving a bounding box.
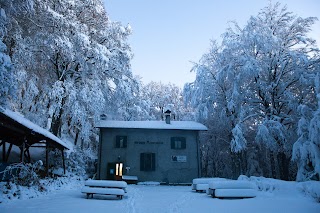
[0,172,84,203]
[0,181,44,202]
[0,156,87,203]
[238,175,278,192]
[297,181,320,203]
[49,147,97,178]
[239,175,320,202]
[0,161,43,187]
[0,160,46,202]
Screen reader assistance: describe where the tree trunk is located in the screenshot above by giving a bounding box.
[241,151,247,175]
[50,113,62,137]
[74,130,79,145]
[269,151,276,178]
[81,138,84,150]
[50,98,65,137]
[231,153,240,179]
[278,152,290,180]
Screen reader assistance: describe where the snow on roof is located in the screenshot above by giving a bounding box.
[96,120,208,131]
[0,106,72,150]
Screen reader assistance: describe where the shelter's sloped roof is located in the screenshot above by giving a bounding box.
[96,120,208,131]
[0,106,71,149]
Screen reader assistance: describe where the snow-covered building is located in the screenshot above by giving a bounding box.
[96,113,207,184]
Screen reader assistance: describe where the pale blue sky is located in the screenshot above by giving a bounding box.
[104,0,320,88]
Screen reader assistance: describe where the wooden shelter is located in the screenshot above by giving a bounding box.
[0,106,71,176]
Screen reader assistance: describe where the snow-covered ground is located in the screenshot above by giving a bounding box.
[1,179,319,213]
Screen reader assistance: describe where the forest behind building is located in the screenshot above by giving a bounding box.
[0,0,319,185]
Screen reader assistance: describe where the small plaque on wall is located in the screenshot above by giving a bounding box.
[171,155,187,162]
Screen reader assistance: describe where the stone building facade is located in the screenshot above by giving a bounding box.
[96,119,207,184]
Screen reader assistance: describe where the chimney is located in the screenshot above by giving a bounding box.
[164,109,171,124]
[100,114,107,120]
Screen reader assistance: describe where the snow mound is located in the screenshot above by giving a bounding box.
[238,175,320,202]
[137,182,160,186]
[238,175,278,192]
[297,181,320,202]
[0,176,83,203]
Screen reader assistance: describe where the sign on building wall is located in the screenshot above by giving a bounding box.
[171,155,187,162]
[134,141,164,145]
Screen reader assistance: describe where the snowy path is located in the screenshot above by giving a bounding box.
[0,185,319,213]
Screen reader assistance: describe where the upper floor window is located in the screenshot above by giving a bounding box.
[116,136,127,148]
[171,137,186,149]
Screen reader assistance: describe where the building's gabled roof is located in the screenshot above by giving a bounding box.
[0,106,71,150]
[96,120,208,131]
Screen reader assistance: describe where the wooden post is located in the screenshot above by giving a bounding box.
[61,149,66,175]
[26,148,31,163]
[19,144,23,161]
[5,143,13,162]
[46,142,49,177]
[21,138,26,163]
[2,141,5,162]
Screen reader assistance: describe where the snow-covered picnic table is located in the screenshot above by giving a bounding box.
[191,178,227,192]
[81,180,128,200]
[207,180,256,198]
[192,178,256,198]
[122,175,138,184]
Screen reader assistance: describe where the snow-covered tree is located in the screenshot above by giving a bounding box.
[185,2,319,179]
[143,81,194,121]
[0,7,15,106]
[111,75,150,121]
[0,40,14,106]
[292,73,320,181]
[1,0,134,151]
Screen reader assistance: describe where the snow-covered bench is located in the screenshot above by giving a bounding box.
[122,175,138,184]
[207,180,256,198]
[192,178,227,192]
[81,180,128,199]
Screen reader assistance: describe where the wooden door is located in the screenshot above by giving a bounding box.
[107,162,123,180]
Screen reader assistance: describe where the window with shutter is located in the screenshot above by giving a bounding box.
[115,136,127,148]
[170,137,186,149]
[140,153,155,171]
